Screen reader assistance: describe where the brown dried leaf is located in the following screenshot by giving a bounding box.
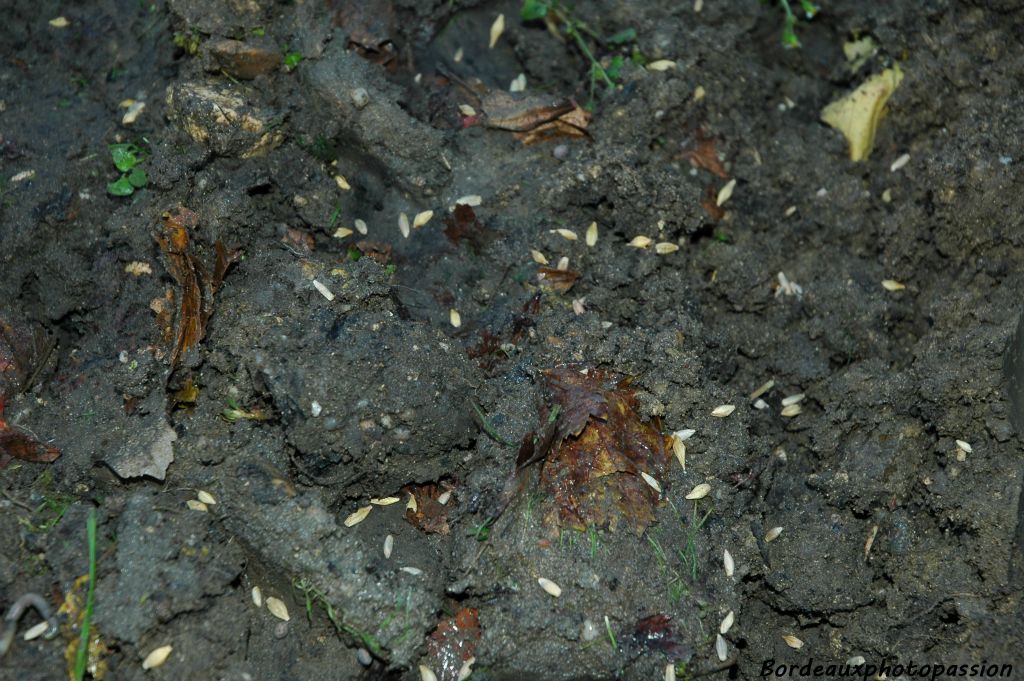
[480,90,575,132]
[513,103,591,145]
[701,185,725,221]
[156,207,205,367]
[537,267,580,294]
[632,614,691,659]
[330,0,398,68]
[681,128,729,179]
[355,240,392,265]
[0,398,60,468]
[444,204,496,251]
[427,607,481,681]
[212,240,240,291]
[404,483,453,535]
[207,39,281,79]
[0,313,54,399]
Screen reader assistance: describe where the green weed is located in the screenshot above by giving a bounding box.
[73,508,97,681]
[292,577,385,658]
[777,0,819,48]
[106,143,147,197]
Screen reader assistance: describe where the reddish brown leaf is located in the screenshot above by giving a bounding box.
[512,103,591,145]
[354,240,392,265]
[427,607,481,681]
[537,267,580,294]
[632,614,690,659]
[481,90,575,132]
[443,204,496,250]
[0,398,60,468]
[0,313,54,399]
[404,483,454,535]
[701,185,725,221]
[329,0,398,69]
[212,240,241,291]
[681,128,729,179]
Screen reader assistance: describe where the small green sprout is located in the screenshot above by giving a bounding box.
[778,0,819,48]
[221,398,270,423]
[106,143,147,197]
[173,28,201,55]
[283,51,303,69]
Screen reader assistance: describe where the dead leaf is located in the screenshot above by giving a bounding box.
[443,204,496,251]
[513,102,591,145]
[537,267,580,294]
[479,90,575,132]
[0,397,60,469]
[207,39,281,79]
[404,482,454,535]
[632,614,691,659]
[700,185,726,221]
[427,607,481,681]
[330,0,398,69]
[0,312,55,398]
[681,128,729,179]
[354,240,392,265]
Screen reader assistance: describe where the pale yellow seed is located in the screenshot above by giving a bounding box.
[530,249,549,265]
[399,212,410,238]
[685,483,711,500]
[750,379,774,399]
[419,665,439,681]
[344,505,373,527]
[881,279,905,291]
[655,242,679,255]
[572,298,586,315]
[780,404,802,417]
[488,13,505,49]
[537,577,562,597]
[313,279,335,302]
[783,634,804,649]
[672,438,686,470]
[334,175,350,190]
[955,439,973,453]
[122,101,145,125]
[453,47,463,63]
[49,17,70,28]
[715,633,728,661]
[723,549,735,577]
[784,205,797,217]
[407,494,418,512]
[458,657,476,681]
[509,73,526,92]
[458,104,477,117]
[437,490,452,505]
[333,227,354,238]
[556,256,569,271]
[665,663,676,681]
[142,645,173,670]
[628,236,652,249]
[647,59,677,71]
[197,490,216,505]
[765,526,783,542]
[720,610,735,635]
[781,393,805,406]
[455,195,482,207]
[22,621,49,641]
[413,210,434,229]
[694,85,706,101]
[449,309,462,328]
[186,500,208,512]
[554,228,578,241]
[384,534,394,559]
[354,219,368,235]
[640,471,662,494]
[711,404,736,417]
[585,221,598,246]
[716,178,737,207]
[251,586,263,608]
[371,496,401,505]
[266,597,290,621]
[864,524,878,559]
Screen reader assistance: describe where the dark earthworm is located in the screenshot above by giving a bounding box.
[1,593,59,657]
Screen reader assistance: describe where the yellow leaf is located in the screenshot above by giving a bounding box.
[820,66,904,162]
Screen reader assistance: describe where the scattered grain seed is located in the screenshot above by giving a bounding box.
[693,85,706,101]
[881,279,905,291]
[882,188,893,203]
[344,505,373,527]
[197,490,216,505]
[628,236,652,248]
[780,404,802,417]
[407,494,418,512]
[125,261,152,276]
[781,393,805,406]
[672,438,686,470]
[572,298,586,315]
[647,59,677,71]
[716,178,737,207]
[371,496,400,505]
[437,490,452,505]
[333,227,354,238]
[694,0,704,12]
[458,657,475,681]
[556,256,569,271]
[553,228,578,241]
[956,439,973,453]
[750,379,775,400]
[665,663,676,681]
[413,210,434,229]
[848,655,866,667]
[419,665,439,681]
[122,101,146,125]
[784,205,797,217]
[142,645,173,670]
[753,398,768,410]
[334,175,351,190]
[890,153,911,172]
[537,577,562,597]
[674,428,695,441]
[585,221,598,246]
[655,242,679,254]
[251,586,263,608]
[864,524,878,559]
[453,47,463,63]
[530,249,549,265]
[783,634,804,649]
[354,219,368,235]
[49,16,69,28]
[723,549,735,577]
[186,500,208,512]
[458,104,477,117]
[10,170,35,183]
[313,279,336,301]
[449,308,462,328]
[22,621,49,641]
[384,534,394,559]
[455,194,482,207]
[488,13,505,48]
[764,526,783,542]
[398,212,410,238]
[685,482,711,500]
[720,610,735,635]
[711,404,736,417]
[640,471,662,494]
[509,73,527,92]
[715,634,728,662]
[401,566,423,576]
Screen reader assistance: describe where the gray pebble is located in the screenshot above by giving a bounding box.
[351,88,370,109]
[356,648,372,667]
[274,621,289,639]
[553,144,569,160]
[581,618,599,641]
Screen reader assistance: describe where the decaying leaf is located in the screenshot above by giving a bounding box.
[426,607,481,681]
[404,482,455,535]
[0,397,61,469]
[680,127,729,179]
[513,102,591,145]
[529,366,674,532]
[330,0,398,69]
[537,267,580,294]
[444,204,497,251]
[474,89,591,145]
[820,66,904,161]
[632,614,691,659]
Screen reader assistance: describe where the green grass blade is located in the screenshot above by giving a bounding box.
[74,508,98,681]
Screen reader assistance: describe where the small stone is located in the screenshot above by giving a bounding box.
[356,648,372,666]
[352,88,370,109]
